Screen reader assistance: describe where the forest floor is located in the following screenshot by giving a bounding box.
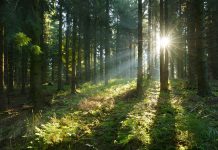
[0,79,218,150]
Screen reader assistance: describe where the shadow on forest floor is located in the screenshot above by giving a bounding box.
[115,80,218,150]
[46,80,149,150]
[1,79,218,150]
[0,79,142,149]
[84,89,144,150]
[148,91,177,150]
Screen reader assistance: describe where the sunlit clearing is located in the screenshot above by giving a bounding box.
[160,36,171,48]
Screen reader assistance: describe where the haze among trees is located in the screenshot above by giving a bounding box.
[0,0,218,149]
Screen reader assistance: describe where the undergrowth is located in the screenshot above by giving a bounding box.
[1,79,218,150]
[117,80,218,150]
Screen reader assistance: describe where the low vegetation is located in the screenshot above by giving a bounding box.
[0,79,218,149]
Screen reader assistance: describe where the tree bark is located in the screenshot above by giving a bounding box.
[105,0,110,85]
[93,4,97,84]
[65,11,70,84]
[137,0,143,95]
[77,19,82,84]
[57,0,63,90]
[163,0,169,90]
[195,0,211,96]
[187,0,196,89]
[0,24,4,95]
[8,44,14,93]
[84,4,91,82]
[71,17,77,94]
[30,47,42,106]
[147,0,151,80]
[99,26,104,81]
[21,48,28,94]
[40,7,48,84]
[160,0,165,91]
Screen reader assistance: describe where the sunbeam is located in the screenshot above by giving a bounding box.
[159,36,171,48]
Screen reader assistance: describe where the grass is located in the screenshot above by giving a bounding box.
[0,79,218,149]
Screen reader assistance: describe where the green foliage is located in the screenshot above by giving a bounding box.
[117,82,160,148]
[14,32,31,47]
[117,80,218,150]
[24,79,136,149]
[31,45,42,55]
[2,80,218,149]
[35,113,80,145]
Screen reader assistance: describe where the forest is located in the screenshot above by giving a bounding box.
[0,0,218,149]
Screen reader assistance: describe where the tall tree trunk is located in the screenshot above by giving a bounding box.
[51,54,55,82]
[65,11,70,84]
[30,45,42,106]
[8,44,14,93]
[40,8,48,84]
[115,18,120,77]
[84,4,91,82]
[77,19,82,84]
[28,0,42,107]
[129,34,133,78]
[187,0,196,89]
[21,48,28,94]
[147,0,151,80]
[71,17,77,94]
[0,24,3,95]
[93,6,97,84]
[170,58,174,79]
[57,0,63,90]
[163,0,169,90]
[4,39,8,93]
[160,0,165,91]
[93,35,97,84]
[177,0,184,79]
[137,0,143,95]
[105,0,110,85]
[195,0,211,96]
[207,3,218,80]
[99,26,104,81]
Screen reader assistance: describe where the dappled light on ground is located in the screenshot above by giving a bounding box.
[29,79,137,149]
[1,79,218,149]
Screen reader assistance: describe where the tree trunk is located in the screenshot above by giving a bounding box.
[160,0,165,91]
[195,0,211,96]
[137,0,143,95]
[30,47,42,106]
[177,0,184,79]
[84,6,91,82]
[187,0,196,89]
[115,18,120,77]
[105,0,110,85]
[93,6,97,84]
[51,54,55,82]
[147,0,151,80]
[57,0,63,90]
[129,34,133,78]
[77,19,82,84]
[99,26,104,81]
[8,44,14,93]
[21,48,28,94]
[65,11,70,84]
[207,3,218,80]
[71,17,77,94]
[4,38,8,93]
[163,0,169,90]
[40,8,48,84]
[170,58,174,79]
[0,24,3,95]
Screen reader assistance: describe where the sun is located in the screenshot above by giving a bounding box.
[160,36,171,48]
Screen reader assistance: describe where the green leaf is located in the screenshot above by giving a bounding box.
[31,45,42,55]
[14,32,31,47]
